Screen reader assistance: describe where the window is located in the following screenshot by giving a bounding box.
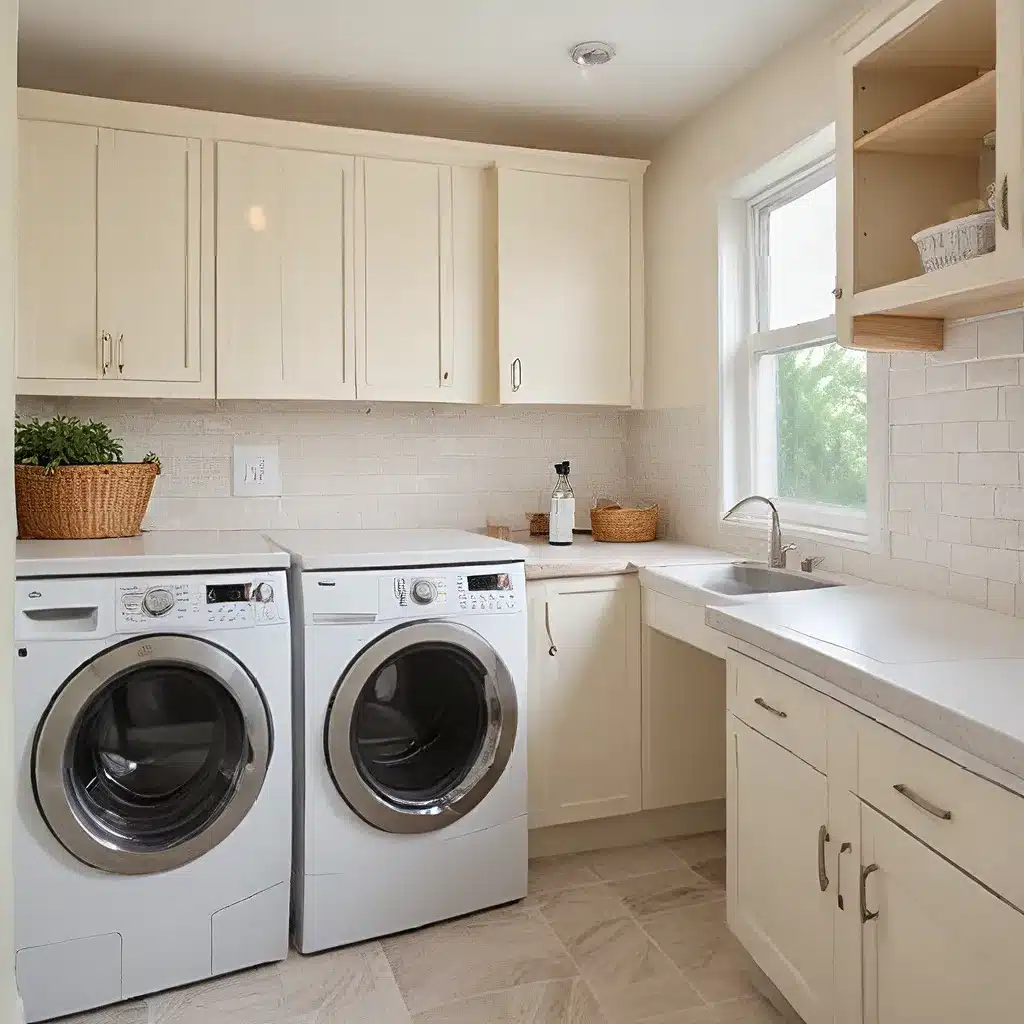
[720,134,883,547]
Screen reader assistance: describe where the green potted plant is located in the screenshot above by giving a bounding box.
[14,416,161,539]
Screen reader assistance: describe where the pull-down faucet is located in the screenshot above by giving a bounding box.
[723,495,796,569]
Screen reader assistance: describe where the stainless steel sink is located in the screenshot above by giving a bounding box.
[698,562,840,598]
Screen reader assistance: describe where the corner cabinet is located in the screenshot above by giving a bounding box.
[17,119,208,396]
[727,645,1024,1024]
[497,168,642,407]
[526,575,642,828]
[836,0,1024,349]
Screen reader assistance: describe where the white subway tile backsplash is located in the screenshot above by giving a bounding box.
[933,321,979,362]
[941,483,996,518]
[890,369,927,398]
[959,452,1020,485]
[949,572,988,608]
[968,358,1020,388]
[979,421,1011,451]
[925,363,966,392]
[977,313,1024,359]
[988,580,1016,615]
[891,454,958,483]
[891,388,998,424]
[950,544,1020,583]
[940,422,978,452]
[937,515,973,544]
[890,425,922,454]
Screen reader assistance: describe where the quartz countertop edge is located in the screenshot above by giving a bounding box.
[521,534,735,580]
[707,584,1024,789]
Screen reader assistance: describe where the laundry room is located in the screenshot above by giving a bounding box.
[6,0,1024,1021]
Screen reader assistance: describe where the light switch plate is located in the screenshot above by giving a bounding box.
[233,444,281,496]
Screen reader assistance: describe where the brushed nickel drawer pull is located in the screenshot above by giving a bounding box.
[817,825,830,892]
[861,863,880,922]
[544,601,557,657]
[893,783,952,821]
[837,842,852,910]
[754,697,787,719]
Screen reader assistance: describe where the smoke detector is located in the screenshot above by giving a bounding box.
[569,42,616,68]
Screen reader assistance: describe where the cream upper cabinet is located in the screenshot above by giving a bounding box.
[728,716,834,1024]
[497,168,635,406]
[527,576,641,829]
[17,120,98,381]
[860,803,1024,1023]
[216,141,355,400]
[356,158,458,402]
[17,120,205,395]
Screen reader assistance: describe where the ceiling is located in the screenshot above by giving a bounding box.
[18,0,856,157]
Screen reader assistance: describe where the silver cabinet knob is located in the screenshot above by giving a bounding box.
[411,579,437,605]
[833,287,843,299]
[142,587,175,617]
[253,582,274,603]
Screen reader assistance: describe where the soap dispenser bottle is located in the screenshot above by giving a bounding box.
[549,462,575,546]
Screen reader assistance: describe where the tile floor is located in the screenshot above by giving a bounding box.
[62,832,782,1024]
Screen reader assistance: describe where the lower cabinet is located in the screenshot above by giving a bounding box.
[526,576,641,828]
[728,717,833,1024]
[727,647,1024,1024]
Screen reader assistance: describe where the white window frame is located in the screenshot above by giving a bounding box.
[719,126,887,553]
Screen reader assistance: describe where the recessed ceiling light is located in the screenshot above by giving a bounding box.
[569,42,616,68]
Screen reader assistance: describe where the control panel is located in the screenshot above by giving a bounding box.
[382,565,524,618]
[116,572,287,631]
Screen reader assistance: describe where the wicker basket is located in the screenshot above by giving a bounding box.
[912,210,996,273]
[16,462,160,540]
[528,512,550,537]
[590,504,660,543]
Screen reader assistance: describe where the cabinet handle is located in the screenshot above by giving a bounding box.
[511,358,522,393]
[117,333,125,375]
[753,697,787,719]
[833,286,843,300]
[999,174,1010,232]
[100,331,112,376]
[893,783,952,821]
[860,863,880,923]
[837,841,852,910]
[817,825,830,892]
[544,601,557,656]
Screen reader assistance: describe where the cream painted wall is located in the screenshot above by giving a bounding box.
[644,6,857,411]
[1,0,16,1019]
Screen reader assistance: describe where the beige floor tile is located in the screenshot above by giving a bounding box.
[609,868,719,921]
[577,842,682,882]
[645,994,784,1023]
[666,833,727,869]
[58,1001,148,1024]
[411,977,608,1024]
[535,885,703,1024]
[381,904,576,1015]
[528,853,602,895]
[280,942,411,1023]
[691,856,727,890]
[148,962,288,1024]
[640,901,762,1005]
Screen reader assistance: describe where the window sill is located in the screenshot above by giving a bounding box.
[718,512,882,555]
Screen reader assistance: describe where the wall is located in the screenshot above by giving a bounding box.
[16,399,630,535]
[1,0,17,1017]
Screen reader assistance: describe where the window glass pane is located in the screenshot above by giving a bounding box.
[768,177,836,330]
[765,341,867,509]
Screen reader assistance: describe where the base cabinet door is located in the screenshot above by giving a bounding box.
[216,141,355,400]
[527,576,641,828]
[861,802,1024,1023]
[728,716,834,1024]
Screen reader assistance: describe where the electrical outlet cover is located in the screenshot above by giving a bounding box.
[232,444,282,497]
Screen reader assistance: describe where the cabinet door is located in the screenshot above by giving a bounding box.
[728,716,834,1024]
[97,128,201,382]
[861,802,1024,1023]
[527,576,641,828]
[357,157,455,401]
[216,141,355,399]
[497,168,631,406]
[17,120,99,381]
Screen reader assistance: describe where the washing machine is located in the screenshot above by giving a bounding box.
[14,532,293,1022]
[267,530,528,953]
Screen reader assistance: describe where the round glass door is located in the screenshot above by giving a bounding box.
[325,621,517,834]
[34,635,271,875]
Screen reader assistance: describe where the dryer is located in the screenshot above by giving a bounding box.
[14,533,293,1022]
[268,530,527,953]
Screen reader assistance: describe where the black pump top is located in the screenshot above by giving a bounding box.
[554,461,570,475]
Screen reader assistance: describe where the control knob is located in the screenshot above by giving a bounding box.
[142,587,175,617]
[411,579,438,605]
[253,582,275,603]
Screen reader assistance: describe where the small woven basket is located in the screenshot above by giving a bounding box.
[16,462,160,540]
[590,504,660,543]
[528,512,550,537]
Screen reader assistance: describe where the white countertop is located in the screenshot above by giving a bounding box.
[521,533,734,580]
[15,531,291,577]
[267,529,527,571]
[707,584,1024,784]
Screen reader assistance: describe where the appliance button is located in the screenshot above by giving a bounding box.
[142,587,175,617]
[264,604,277,620]
[411,579,438,605]
[254,582,274,603]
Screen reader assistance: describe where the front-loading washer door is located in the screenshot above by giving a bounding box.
[33,634,271,876]
[325,621,518,834]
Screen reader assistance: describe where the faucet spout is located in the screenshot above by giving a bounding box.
[723,495,787,569]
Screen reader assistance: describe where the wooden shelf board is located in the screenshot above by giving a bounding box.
[851,252,1024,320]
[851,315,944,352]
[854,69,995,157]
